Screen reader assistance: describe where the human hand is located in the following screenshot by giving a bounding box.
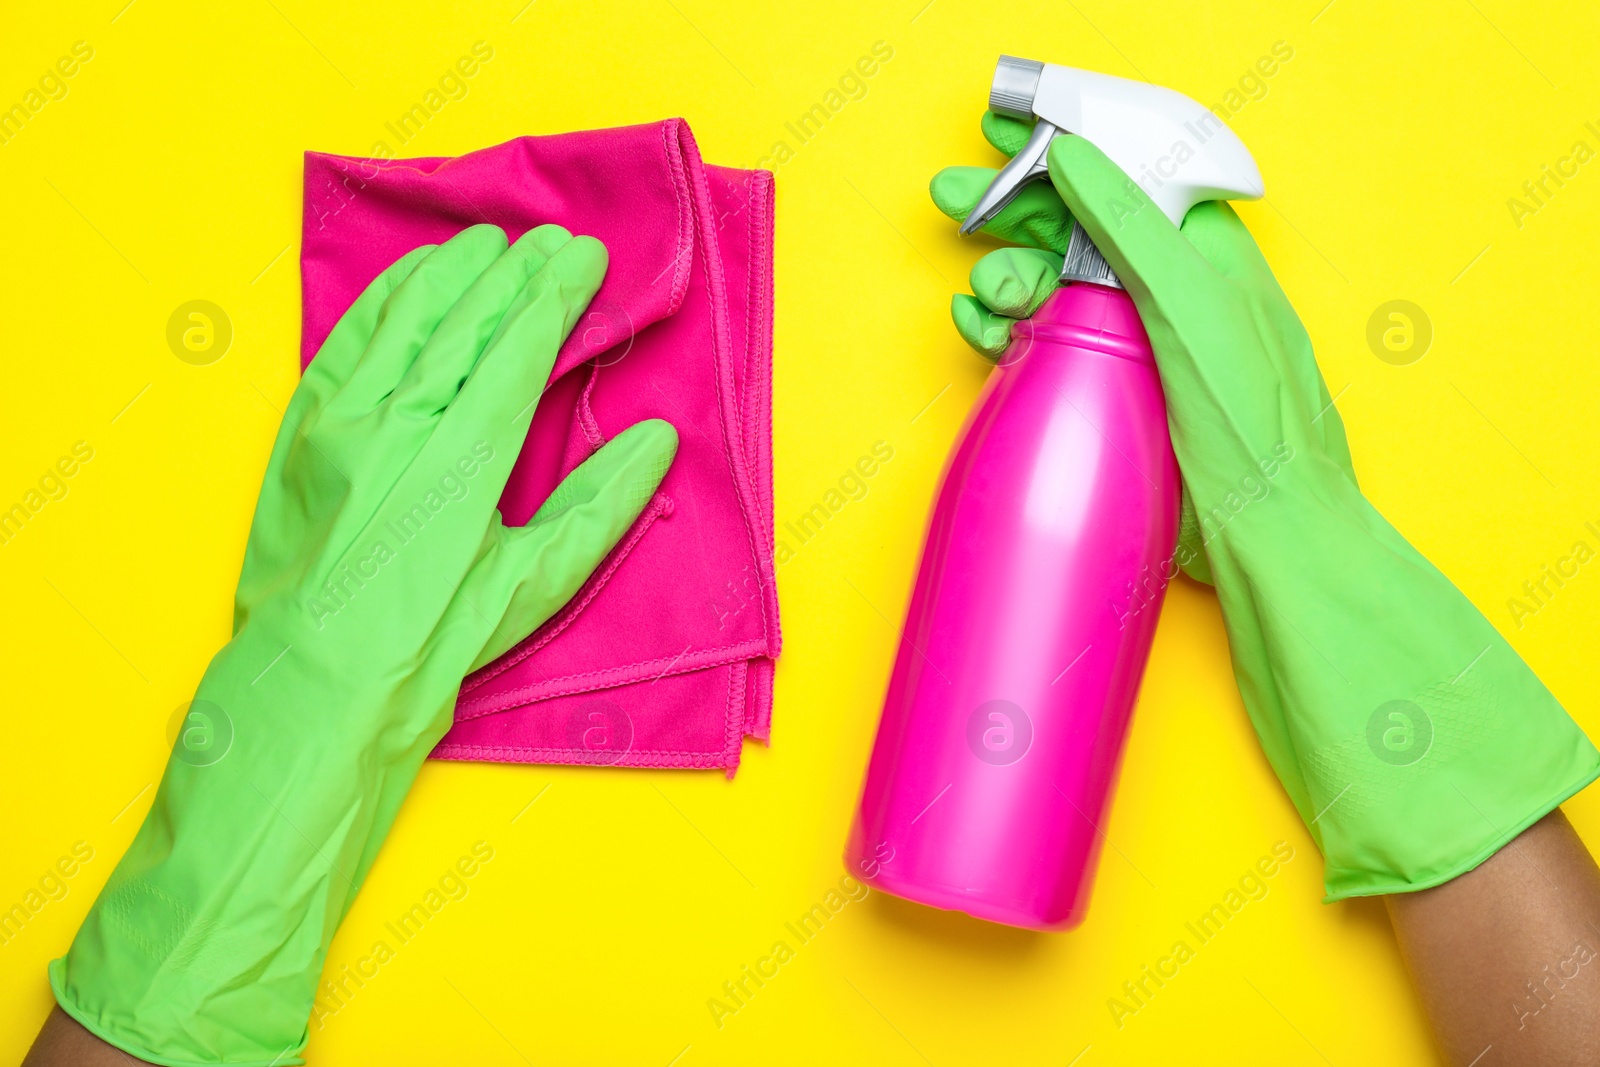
[50,224,677,1063]
[932,115,1599,901]
[931,111,1360,587]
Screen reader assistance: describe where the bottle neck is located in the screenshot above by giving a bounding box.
[1010,279,1151,364]
[1059,220,1122,289]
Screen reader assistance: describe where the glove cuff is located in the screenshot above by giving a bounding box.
[1205,482,1600,898]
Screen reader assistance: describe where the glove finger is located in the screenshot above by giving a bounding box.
[233,245,434,631]
[333,224,509,416]
[980,110,1036,157]
[301,244,435,405]
[443,235,607,478]
[1045,135,1218,311]
[448,419,679,673]
[930,166,1074,252]
[388,226,570,422]
[951,294,1016,360]
[971,247,1063,318]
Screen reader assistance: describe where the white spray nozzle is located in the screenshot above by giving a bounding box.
[960,57,1264,241]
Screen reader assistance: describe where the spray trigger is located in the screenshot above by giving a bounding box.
[958,119,1059,237]
[956,56,1265,286]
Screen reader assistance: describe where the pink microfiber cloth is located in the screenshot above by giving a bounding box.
[299,120,779,774]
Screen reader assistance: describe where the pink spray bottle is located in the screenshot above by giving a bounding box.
[846,58,1265,929]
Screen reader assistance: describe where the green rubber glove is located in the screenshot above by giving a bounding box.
[933,115,1600,900]
[50,223,677,1064]
[930,112,1320,587]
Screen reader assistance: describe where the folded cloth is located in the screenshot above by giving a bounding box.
[299,119,779,774]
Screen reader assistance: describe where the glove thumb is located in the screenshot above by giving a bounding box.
[447,418,679,674]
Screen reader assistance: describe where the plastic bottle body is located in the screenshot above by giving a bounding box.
[845,282,1180,930]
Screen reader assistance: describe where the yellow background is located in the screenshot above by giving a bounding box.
[3,0,1599,1063]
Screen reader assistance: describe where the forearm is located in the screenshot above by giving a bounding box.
[1386,809,1600,1066]
[23,1008,152,1067]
